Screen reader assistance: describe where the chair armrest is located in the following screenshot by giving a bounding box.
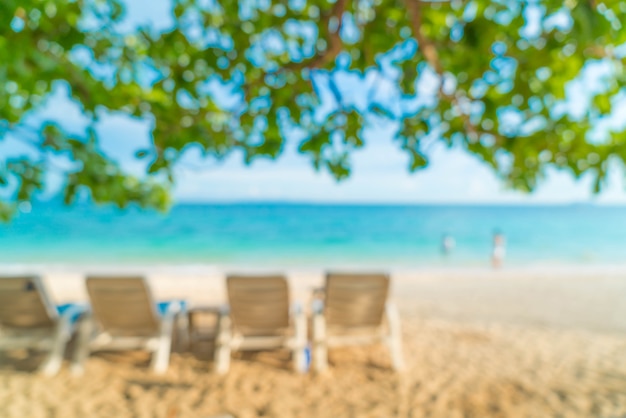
[57,303,89,327]
[157,300,186,319]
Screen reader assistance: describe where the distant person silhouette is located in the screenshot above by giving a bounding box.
[492,229,506,269]
[441,234,455,256]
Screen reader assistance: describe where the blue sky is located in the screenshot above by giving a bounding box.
[3,0,626,205]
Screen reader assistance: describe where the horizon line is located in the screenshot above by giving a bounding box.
[32,199,626,208]
[173,200,626,207]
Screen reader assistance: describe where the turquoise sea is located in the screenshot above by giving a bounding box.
[1,203,625,267]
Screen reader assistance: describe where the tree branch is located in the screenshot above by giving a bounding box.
[309,0,348,69]
[281,0,348,72]
[243,0,349,100]
[405,0,443,74]
[405,0,496,141]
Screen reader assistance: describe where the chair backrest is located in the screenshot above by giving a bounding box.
[226,275,290,335]
[0,276,57,329]
[324,273,390,328]
[86,276,160,336]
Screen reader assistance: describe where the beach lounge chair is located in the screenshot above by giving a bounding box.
[71,276,183,375]
[312,273,404,372]
[214,275,307,374]
[0,276,83,376]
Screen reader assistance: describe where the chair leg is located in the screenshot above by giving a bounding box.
[39,317,71,376]
[385,303,405,371]
[312,312,328,373]
[214,314,232,375]
[175,311,190,353]
[292,310,308,373]
[71,314,94,376]
[151,314,174,374]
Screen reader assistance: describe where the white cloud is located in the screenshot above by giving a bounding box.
[171,136,626,205]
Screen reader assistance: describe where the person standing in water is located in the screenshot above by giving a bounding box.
[492,229,506,268]
[441,233,455,256]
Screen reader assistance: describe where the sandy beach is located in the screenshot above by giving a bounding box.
[2,266,626,417]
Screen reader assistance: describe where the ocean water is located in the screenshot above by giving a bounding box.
[1,203,625,268]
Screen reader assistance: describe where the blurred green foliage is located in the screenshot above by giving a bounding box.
[1,0,625,218]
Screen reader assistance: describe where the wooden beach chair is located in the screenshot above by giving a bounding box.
[0,276,83,376]
[214,275,307,374]
[312,273,404,372]
[71,276,183,375]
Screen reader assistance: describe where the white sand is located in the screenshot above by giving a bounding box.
[1,265,626,417]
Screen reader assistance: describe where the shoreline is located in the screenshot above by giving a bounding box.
[4,261,626,275]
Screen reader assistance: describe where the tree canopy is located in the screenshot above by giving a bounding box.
[1,0,625,219]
